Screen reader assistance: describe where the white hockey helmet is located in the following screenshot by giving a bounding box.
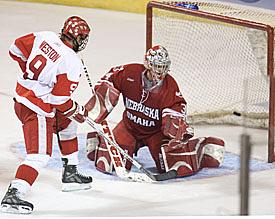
[144,45,171,83]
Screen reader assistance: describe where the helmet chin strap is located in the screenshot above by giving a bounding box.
[142,70,164,91]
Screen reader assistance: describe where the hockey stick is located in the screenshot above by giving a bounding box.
[85,116,177,182]
[81,59,93,90]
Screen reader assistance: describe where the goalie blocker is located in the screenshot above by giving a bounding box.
[86,130,225,177]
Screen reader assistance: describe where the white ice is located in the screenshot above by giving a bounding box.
[0,0,275,217]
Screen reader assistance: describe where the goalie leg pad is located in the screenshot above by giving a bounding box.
[200,137,225,168]
[161,137,225,177]
[95,136,113,174]
[90,120,137,174]
[86,131,113,173]
[144,132,169,173]
[112,121,136,170]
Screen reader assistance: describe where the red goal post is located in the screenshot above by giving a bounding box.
[146,0,275,162]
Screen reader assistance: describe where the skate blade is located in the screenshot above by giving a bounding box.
[62,183,92,192]
[1,203,33,214]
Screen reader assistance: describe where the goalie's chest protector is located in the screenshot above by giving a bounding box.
[117,64,178,138]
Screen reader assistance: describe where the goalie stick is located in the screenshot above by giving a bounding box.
[85,116,177,182]
[81,59,177,182]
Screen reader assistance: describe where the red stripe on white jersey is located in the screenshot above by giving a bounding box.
[9,51,27,72]
[15,83,54,116]
[14,33,35,59]
[37,114,47,154]
[52,73,79,97]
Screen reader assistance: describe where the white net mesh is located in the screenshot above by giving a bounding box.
[151,0,275,129]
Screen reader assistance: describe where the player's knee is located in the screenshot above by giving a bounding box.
[21,154,50,172]
[58,121,78,140]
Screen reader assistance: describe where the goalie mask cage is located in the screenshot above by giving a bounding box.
[146,0,275,162]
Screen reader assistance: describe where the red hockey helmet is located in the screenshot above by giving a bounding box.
[144,45,171,83]
[61,16,90,52]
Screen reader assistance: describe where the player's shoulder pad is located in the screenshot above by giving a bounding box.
[125,63,145,70]
[34,31,57,39]
[59,51,82,81]
[165,73,179,86]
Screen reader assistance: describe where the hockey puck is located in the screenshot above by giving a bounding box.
[233,111,241,116]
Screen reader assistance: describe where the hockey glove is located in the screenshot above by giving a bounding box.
[162,115,194,142]
[62,101,88,123]
[165,139,187,153]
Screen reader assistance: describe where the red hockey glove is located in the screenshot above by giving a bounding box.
[162,115,194,142]
[164,139,187,153]
[62,101,88,123]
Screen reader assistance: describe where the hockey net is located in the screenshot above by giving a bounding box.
[146,0,275,162]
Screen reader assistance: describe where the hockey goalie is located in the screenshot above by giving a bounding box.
[85,45,225,178]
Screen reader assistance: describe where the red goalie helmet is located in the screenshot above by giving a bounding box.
[61,16,90,52]
[144,45,171,83]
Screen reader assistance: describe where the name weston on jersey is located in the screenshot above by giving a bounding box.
[39,40,60,62]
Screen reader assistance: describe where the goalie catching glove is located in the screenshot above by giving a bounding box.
[60,101,88,123]
[162,111,194,142]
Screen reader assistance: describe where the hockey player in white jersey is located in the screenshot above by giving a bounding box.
[1,16,92,214]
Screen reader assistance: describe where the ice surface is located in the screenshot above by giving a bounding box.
[0,0,275,216]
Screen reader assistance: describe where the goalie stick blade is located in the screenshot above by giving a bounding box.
[152,169,177,181]
[120,172,154,183]
[120,170,176,183]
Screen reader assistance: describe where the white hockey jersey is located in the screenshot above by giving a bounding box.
[9,31,83,117]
